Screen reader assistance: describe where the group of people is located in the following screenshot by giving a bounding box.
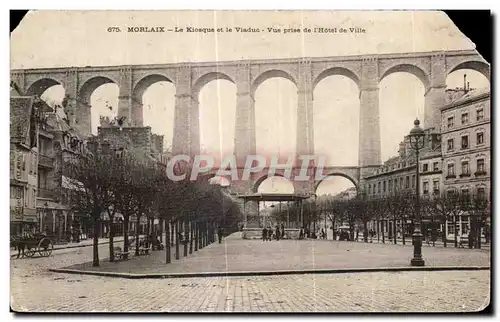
[262,224,285,241]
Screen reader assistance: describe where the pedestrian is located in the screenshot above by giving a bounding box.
[299,228,304,240]
[262,227,268,241]
[276,226,280,241]
[281,223,285,239]
[267,227,273,241]
[217,227,224,243]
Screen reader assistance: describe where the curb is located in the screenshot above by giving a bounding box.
[48,266,490,279]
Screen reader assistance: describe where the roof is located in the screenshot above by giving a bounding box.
[46,112,72,132]
[442,87,490,110]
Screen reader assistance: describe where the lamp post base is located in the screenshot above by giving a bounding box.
[411,231,425,267]
[411,258,425,266]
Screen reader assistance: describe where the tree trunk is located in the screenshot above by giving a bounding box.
[442,218,447,247]
[200,222,204,248]
[123,215,129,253]
[170,221,174,245]
[189,220,193,254]
[476,220,482,249]
[363,220,368,243]
[109,219,115,262]
[135,215,140,256]
[159,218,163,243]
[194,222,199,251]
[199,222,203,248]
[402,217,406,245]
[393,216,397,244]
[453,215,458,248]
[165,220,171,264]
[376,219,380,242]
[183,220,188,257]
[92,217,100,267]
[205,221,209,246]
[381,221,385,244]
[146,217,151,238]
[175,220,180,260]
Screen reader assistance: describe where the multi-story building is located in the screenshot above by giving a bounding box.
[440,87,490,238]
[37,106,91,241]
[10,85,53,236]
[363,127,441,238]
[441,87,490,195]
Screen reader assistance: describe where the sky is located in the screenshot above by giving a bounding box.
[11,10,490,195]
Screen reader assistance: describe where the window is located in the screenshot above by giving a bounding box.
[378,182,381,194]
[461,136,469,149]
[477,108,484,121]
[447,163,455,177]
[433,180,440,193]
[447,116,454,129]
[24,187,28,207]
[461,161,470,175]
[422,163,428,172]
[461,188,470,199]
[476,132,484,145]
[368,184,371,195]
[447,138,454,151]
[477,159,485,173]
[423,181,429,194]
[461,112,469,124]
[477,187,486,200]
[32,189,36,208]
[383,181,386,193]
[405,176,410,189]
[433,162,439,171]
[388,179,392,192]
[412,175,416,188]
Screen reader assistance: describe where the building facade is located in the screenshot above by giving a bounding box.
[10,95,41,235]
[440,87,490,239]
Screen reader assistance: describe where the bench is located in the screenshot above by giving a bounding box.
[458,237,468,248]
[138,247,151,255]
[113,247,130,261]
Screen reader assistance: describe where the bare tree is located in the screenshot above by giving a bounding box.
[64,148,119,267]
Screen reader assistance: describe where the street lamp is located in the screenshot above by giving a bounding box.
[408,118,425,266]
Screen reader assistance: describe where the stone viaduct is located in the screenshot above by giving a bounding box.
[11,49,489,194]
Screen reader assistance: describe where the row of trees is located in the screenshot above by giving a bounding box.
[65,146,242,267]
[273,191,490,248]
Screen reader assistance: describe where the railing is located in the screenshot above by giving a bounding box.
[37,188,55,199]
[38,154,54,168]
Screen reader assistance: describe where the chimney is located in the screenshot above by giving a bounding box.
[467,82,470,92]
[463,73,467,91]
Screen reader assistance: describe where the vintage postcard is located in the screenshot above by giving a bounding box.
[9,10,490,313]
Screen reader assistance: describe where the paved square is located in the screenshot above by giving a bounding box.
[10,234,491,312]
[61,233,490,275]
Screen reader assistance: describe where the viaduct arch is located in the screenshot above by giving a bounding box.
[11,49,489,192]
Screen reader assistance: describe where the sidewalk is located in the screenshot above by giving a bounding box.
[10,235,151,258]
[345,236,490,250]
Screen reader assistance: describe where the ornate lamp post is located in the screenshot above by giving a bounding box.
[408,119,425,266]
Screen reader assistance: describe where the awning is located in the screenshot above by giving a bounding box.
[36,199,67,210]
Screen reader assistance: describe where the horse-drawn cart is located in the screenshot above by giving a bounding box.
[11,234,54,258]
